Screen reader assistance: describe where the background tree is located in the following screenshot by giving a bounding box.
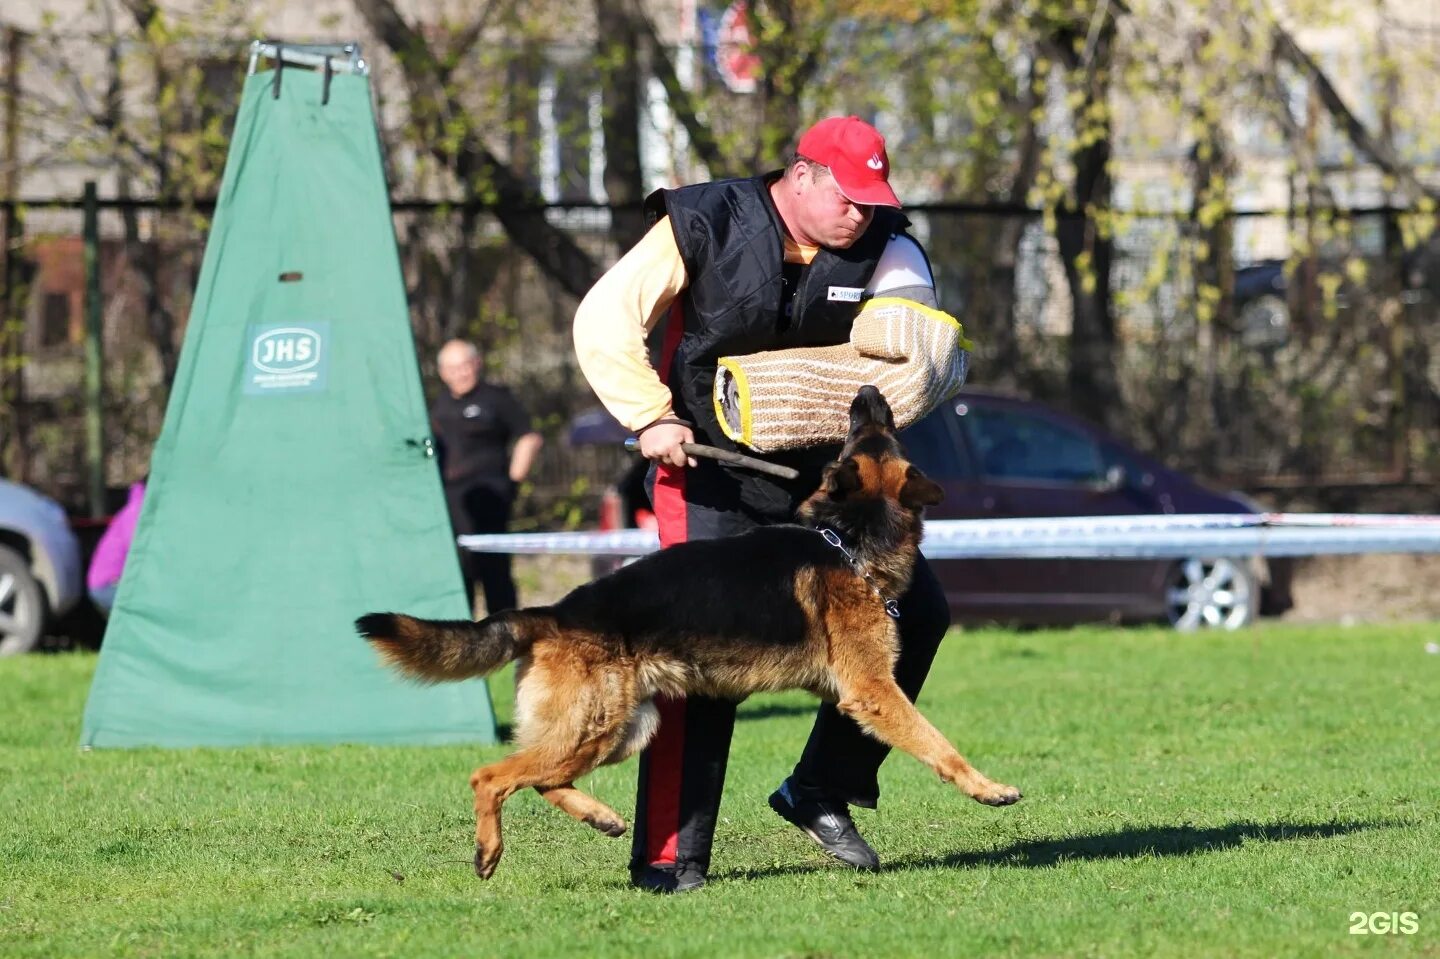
[12,0,253,484]
[7,0,1439,507]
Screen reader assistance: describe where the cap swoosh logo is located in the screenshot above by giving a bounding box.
[867,154,884,171]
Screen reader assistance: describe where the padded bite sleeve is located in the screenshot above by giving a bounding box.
[714,297,973,453]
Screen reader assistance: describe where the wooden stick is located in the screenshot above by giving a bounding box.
[623,438,801,480]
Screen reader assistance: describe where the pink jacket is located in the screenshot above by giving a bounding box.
[87,482,145,590]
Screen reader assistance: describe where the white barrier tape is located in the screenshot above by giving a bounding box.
[459,530,662,556]
[917,526,1440,559]
[460,513,1440,559]
[1259,512,1440,527]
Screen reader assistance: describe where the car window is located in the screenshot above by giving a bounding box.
[960,405,1105,484]
[899,406,969,479]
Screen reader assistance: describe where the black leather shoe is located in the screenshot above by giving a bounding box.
[768,780,880,871]
[631,863,707,893]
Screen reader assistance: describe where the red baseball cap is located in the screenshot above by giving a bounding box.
[796,115,901,208]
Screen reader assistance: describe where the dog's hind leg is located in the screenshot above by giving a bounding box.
[534,784,626,837]
[470,744,612,878]
[470,652,635,877]
[831,648,1021,807]
[531,699,657,838]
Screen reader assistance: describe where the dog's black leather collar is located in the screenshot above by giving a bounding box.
[816,527,901,619]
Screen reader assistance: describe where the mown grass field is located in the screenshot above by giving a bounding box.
[3,623,1438,958]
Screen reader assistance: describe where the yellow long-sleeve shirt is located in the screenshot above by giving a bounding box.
[572,216,819,431]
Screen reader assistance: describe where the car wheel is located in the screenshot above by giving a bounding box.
[1164,557,1258,631]
[0,544,48,656]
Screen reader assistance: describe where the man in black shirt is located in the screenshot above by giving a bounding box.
[431,339,544,615]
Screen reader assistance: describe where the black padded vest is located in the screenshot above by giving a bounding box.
[644,174,909,505]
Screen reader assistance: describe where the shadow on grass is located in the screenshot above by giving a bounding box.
[728,818,1400,881]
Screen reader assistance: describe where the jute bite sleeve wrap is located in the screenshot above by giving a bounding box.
[713,297,974,453]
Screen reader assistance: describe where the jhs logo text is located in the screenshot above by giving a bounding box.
[253,328,321,373]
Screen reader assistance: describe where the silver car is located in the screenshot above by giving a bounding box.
[0,479,83,655]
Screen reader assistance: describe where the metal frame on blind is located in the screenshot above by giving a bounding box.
[247,41,367,78]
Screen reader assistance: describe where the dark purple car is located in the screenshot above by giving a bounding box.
[575,390,1293,630]
[903,390,1292,629]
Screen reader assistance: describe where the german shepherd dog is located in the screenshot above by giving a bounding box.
[357,386,1021,880]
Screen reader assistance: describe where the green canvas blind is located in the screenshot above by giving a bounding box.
[81,51,496,747]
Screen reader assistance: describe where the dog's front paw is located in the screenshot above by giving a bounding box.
[971,781,1023,806]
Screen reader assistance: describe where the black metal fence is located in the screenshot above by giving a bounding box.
[3,196,1438,522]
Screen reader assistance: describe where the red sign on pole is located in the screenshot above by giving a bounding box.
[715,2,760,94]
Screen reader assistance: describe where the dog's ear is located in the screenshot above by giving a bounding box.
[898,464,944,509]
[825,457,863,498]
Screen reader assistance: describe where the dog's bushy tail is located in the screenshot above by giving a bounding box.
[355,609,549,682]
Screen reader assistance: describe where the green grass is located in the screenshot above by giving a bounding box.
[3,624,1439,958]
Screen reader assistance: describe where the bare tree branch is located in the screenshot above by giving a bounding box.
[1260,68,1338,208]
[596,0,645,249]
[632,6,735,179]
[20,74,166,174]
[353,0,601,299]
[1046,11,1123,431]
[444,1,513,73]
[116,0,179,381]
[27,35,105,124]
[1270,22,1438,204]
[750,0,824,168]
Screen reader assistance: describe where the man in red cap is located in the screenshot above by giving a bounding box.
[573,115,951,892]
